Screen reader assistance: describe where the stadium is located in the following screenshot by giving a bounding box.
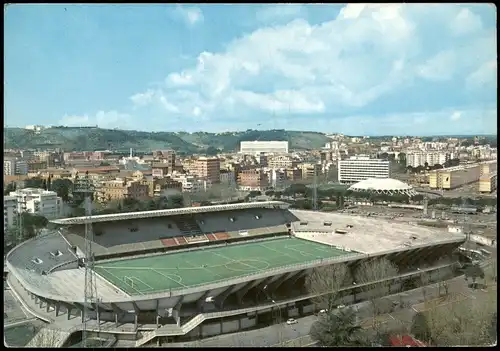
[6,201,466,346]
[348,178,418,197]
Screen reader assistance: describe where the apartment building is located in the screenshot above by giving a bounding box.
[9,188,62,219]
[63,151,105,162]
[406,152,452,168]
[299,163,322,180]
[268,154,296,169]
[428,161,497,190]
[151,162,171,178]
[137,176,182,197]
[237,169,269,191]
[286,168,303,182]
[240,141,289,155]
[4,158,28,176]
[4,196,17,232]
[96,179,149,203]
[194,157,220,185]
[267,169,287,189]
[171,174,207,192]
[152,149,176,168]
[33,151,51,162]
[220,170,236,186]
[479,172,497,194]
[338,156,391,184]
[27,160,47,172]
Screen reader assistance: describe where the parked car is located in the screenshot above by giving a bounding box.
[286,318,298,325]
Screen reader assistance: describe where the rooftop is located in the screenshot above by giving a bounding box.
[290,210,466,254]
[348,178,414,192]
[50,201,290,225]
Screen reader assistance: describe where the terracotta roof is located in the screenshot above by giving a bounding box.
[4,175,29,184]
[75,166,120,173]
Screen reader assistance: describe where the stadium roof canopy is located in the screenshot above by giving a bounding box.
[348,178,417,196]
[50,201,290,225]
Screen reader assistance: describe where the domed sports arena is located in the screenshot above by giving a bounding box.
[348,178,417,197]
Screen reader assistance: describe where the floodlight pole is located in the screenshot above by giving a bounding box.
[73,172,99,346]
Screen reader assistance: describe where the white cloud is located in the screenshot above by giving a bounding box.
[174,6,204,26]
[466,60,497,89]
[449,8,483,36]
[125,4,495,132]
[450,111,462,121]
[256,4,304,23]
[130,90,155,107]
[417,50,457,81]
[59,110,132,129]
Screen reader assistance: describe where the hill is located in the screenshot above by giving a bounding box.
[3,127,331,154]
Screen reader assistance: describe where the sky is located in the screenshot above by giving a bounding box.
[4,4,497,136]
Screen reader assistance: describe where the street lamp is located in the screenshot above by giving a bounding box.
[263,285,283,345]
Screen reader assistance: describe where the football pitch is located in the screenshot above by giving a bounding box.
[94,237,357,296]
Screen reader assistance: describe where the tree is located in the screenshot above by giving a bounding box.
[29,327,64,347]
[50,178,73,202]
[4,182,17,195]
[397,152,406,164]
[24,177,44,189]
[305,264,350,311]
[420,272,431,300]
[205,146,220,156]
[411,312,432,344]
[464,264,485,289]
[22,213,49,239]
[310,307,369,346]
[414,291,497,346]
[354,258,399,329]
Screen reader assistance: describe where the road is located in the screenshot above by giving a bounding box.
[166,272,482,347]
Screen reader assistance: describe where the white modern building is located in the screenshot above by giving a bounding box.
[406,152,452,168]
[239,141,289,155]
[8,188,62,219]
[4,196,18,232]
[338,156,391,184]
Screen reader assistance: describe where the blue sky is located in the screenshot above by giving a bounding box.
[4,4,497,136]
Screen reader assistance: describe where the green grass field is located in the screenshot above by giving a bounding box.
[94,237,357,295]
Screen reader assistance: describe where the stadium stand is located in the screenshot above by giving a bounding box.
[161,238,179,247]
[175,237,188,245]
[197,209,293,234]
[214,232,230,240]
[78,220,182,248]
[184,234,209,244]
[206,233,217,241]
[174,216,203,236]
[8,234,78,275]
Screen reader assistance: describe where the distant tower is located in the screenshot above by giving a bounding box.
[130,148,133,158]
[423,196,429,217]
[73,172,99,347]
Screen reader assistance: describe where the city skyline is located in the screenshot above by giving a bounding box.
[5,4,497,135]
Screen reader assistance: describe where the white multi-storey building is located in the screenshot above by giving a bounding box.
[338,156,391,184]
[4,196,18,232]
[239,141,289,155]
[406,152,452,168]
[4,158,29,176]
[9,188,62,219]
[171,175,207,193]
